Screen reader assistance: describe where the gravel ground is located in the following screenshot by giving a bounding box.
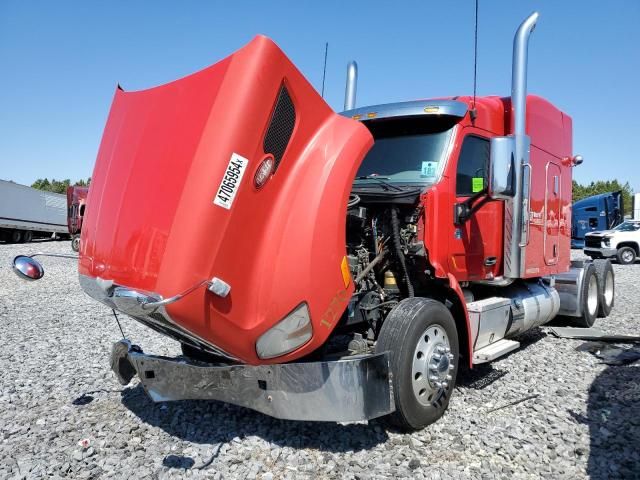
[1,240,638,480]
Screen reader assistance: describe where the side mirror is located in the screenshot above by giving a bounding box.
[12,255,45,280]
[488,136,515,199]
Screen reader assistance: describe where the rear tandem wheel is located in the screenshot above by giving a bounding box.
[572,262,600,328]
[10,230,22,243]
[592,259,614,317]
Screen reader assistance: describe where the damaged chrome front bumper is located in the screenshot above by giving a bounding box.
[111,340,394,422]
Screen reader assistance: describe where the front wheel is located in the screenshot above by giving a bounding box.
[616,246,636,265]
[71,234,81,252]
[376,297,459,431]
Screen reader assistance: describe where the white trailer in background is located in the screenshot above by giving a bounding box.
[634,192,640,220]
[0,180,68,243]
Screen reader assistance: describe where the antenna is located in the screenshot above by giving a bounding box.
[471,0,479,121]
[321,42,328,98]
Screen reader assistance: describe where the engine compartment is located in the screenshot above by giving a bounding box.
[336,190,430,352]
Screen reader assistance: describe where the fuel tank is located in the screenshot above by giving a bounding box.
[79,36,374,364]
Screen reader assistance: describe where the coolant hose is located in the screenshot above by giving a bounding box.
[391,208,414,297]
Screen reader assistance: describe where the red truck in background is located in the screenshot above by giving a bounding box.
[13,13,616,430]
[66,185,89,252]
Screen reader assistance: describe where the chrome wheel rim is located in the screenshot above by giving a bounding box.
[622,250,634,263]
[587,275,598,316]
[412,324,453,406]
[604,270,614,306]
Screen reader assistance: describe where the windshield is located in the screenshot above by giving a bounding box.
[353,118,456,186]
[613,222,640,232]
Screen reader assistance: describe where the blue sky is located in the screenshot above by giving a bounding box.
[1,1,638,191]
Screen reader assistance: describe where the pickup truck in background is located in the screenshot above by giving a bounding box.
[0,179,68,243]
[584,220,640,265]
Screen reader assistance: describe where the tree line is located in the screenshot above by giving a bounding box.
[28,176,633,215]
[572,179,634,216]
[31,177,91,194]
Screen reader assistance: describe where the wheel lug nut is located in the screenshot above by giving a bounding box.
[448,353,454,360]
[446,374,452,381]
[432,353,442,361]
[449,364,455,370]
[437,345,446,354]
[429,375,439,382]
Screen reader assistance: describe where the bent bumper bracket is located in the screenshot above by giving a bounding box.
[111,340,394,422]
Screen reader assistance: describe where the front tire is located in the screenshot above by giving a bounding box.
[376,297,459,431]
[22,230,33,243]
[616,246,636,265]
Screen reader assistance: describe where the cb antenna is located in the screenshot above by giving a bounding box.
[471,0,479,122]
[321,42,328,98]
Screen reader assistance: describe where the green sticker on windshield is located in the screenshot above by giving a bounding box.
[421,161,437,178]
[472,177,484,193]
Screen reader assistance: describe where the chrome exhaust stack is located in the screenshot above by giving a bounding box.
[504,12,539,278]
[344,61,358,111]
[512,12,539,139]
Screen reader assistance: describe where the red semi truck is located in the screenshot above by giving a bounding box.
[66,185,89,252]
[14,13,615,430]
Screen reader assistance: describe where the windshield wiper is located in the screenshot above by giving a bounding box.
[355,175,404,192]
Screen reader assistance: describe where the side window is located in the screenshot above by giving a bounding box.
[456,135,490,196]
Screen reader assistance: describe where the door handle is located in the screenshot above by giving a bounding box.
[484,256,497,266]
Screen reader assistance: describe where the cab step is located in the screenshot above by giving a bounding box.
[472,339,520,364]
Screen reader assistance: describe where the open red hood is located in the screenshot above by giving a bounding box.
[79,36,373,364]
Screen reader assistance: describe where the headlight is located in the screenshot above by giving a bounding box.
[603,237,611,247]
[256,303,313,359]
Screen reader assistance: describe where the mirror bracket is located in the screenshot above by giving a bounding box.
[454,189,489,225]
[12,252,78,281]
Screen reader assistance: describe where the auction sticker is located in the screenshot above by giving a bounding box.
[213,153,248,209]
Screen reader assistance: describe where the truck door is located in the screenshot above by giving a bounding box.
[544,162,561,265]
[449,133,503,281]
